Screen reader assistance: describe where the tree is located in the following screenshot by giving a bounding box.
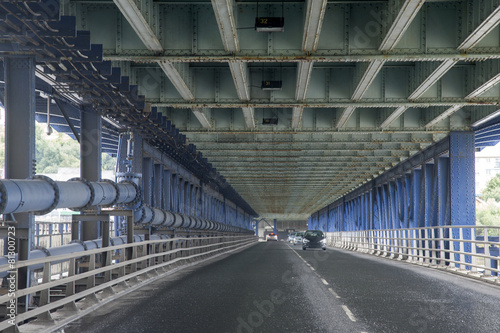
[35,124,116,173]
[482,173,500,202]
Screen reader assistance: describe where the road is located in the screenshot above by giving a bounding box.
[62,241,500,333]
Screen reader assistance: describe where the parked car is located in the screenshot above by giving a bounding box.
[266,232,278,241]
[293,232,304,245]
[302,230,327,250]
[287,232,296,243]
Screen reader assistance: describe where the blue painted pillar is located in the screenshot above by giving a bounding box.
[449,132,475,225]
[163,170,172,210]
[273,219,277,234]
[411,169,421,228]
[173,174,179,212]
[80,109,102,240]
[153,164,162,208]
[450,132,475,265]
[142,157,153,206]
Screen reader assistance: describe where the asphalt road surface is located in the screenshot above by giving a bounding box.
[61,241,500,333]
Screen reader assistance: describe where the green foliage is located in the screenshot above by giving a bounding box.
[476,200,500,236]
[482,173,500,202]
[35,124,116,173]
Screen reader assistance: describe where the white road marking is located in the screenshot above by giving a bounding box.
[321,278,329,286]
[342,305,357,322]
[328,287,341,298]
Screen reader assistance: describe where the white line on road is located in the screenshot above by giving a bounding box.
[328,287,341,298]
[342,305,357,322]
[321,278,329,286]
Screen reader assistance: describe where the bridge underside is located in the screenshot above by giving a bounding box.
[1,0,500,222]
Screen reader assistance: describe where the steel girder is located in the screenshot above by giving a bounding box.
[310,132,476,232]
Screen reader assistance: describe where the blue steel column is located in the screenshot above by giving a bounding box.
[80,109,101,241]
[163,170,172,210]
[450,132,475,266]
[4,56,36,297]
[142,157,153,205]
[173,174,179,212]
[153,164,163,208]
[273,219,277,234]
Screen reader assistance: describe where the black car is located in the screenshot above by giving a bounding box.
[302,230,327,251]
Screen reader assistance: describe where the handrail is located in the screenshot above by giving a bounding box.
[326,225,500,284]
[0,234,258,331]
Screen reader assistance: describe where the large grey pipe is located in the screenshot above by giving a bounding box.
[133,205,251,233]
[0,176,140,215]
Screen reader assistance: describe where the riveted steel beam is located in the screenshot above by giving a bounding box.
[113,0,162,52]
[379,0,425,52]
[103,53,500,63]
[459,4,500,51]
[302,0,328,52]
[191,108,212,129]
[154,100,498,108]
[157,61,194,100]
[211,0,239,52]
[242,106,256,129]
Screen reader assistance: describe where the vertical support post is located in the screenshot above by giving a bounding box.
[142,157,153,206]
[163,170,172,210]
[4,56,36,304]
[127,214,134,260]
[80,110,102,241]
[273,219,277,234]
[153,164,163,208]
[449,132,475,267]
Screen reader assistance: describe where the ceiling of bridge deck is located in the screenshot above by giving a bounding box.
[18,0,500,220]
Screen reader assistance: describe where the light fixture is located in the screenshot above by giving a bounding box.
[255,17,284,32]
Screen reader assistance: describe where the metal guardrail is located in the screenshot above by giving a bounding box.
[0,234,257,332]
[326,226,500,284]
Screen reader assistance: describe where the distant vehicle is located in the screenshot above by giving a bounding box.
[287,232,296,243]
[293,232,304,245]
[302,230,327,251]
[266,232,278,241]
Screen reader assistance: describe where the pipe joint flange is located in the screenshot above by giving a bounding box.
[146,206,155,226]
[135,206,146,224]
[33,246,51,257]
[70,240,88,250]
[68,178,94,211]
[161,210,168,226]
[119,180,141,208]
[100,179,120,207]
[32,175,59,215]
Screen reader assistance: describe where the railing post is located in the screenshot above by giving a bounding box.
[484,227,491,277]
[459,228,465,270]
